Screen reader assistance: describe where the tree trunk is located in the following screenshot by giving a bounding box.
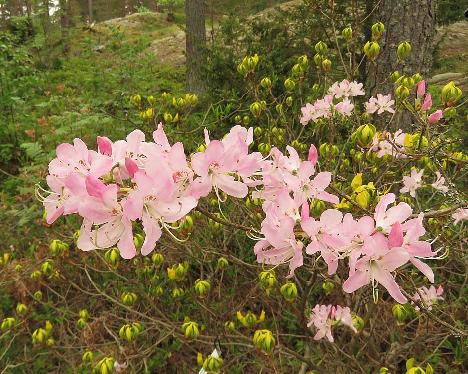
[365,0,437,130]
[88,0,93,23]
[185,0,207,94]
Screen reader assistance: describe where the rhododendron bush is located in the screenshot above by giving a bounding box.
[1,18,466,374]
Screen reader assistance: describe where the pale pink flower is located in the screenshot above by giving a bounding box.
[452,208,468,225]
[343,233,410,303]
[416,80,426,97]
[365,94,395,114]
[374,193,412,233]
[335,98,354,116]
[431,171,448,193]
[308,144,318,166]
[400,168,424,197]
[421,93,432,111]
[328,80,364,98]
[307,304,357,342]
[411,285,444,310]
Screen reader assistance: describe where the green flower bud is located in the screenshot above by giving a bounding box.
[352,314,365,331]
[380,368,390,374]
[412,73,422,83]
[1,317,16,331]
[260,77,272,89]
[310,199,326,216]
[147,95,156,106]
[182,319,200,339]
[16,303,28,316]
[250,102,263,117]
[194,279,211,297]
[242,115,250,125]
[371,22,385,39]
[280,282,298,302]
[234,115,242,123]
[133,233,144,250]
[342,26,353,41]
[40,260,54,276]
[30,270,41,280]
[172,287,185,298]
[351,173,363,191]
[395,85,410,100]
[321,58,332,72]
[390,71,401,82]
[46,337,55,346]
[33,290,43,301]
[103,245,119,265]
[94,357,114,374]
[217,257,229,269]
[363,41,381,61]
[151,252,164,266]
[130,94,141,107]
[355,190,371,209]
[79,309,89,320]
[253,329,275,353]
[76,318,87,329]
[313,53,322,67]
[314,41,328,55]
[224,321,236,330]
[351,124,376,147]
[441,81,462,106]
[298,55,308,67]
[322,280,335,295]
[284,78,296,91]
[49,239,68,256]
[254,126,263,137]
[150,285,164,297]
[397,41,411,60]
[392,304,412,325]
[285,96,293,106]
[82,350,94,363]
[121,291,138,306]
[32,327,47,344]
[259,270,277,290]
[203,355,223,371]
[292,63,305,78]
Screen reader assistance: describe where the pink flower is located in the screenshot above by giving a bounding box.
[431,171,448,193]
[254,214,304,277]
[411,285,444,310]
[307,304,357,342]
[335,98,354,116]
[328,80,364,98]
[365,94,395,114]
[374,193,412,233]
[308,144,318,166]
[416,80,426,97]
[343,233,410,303]
[452,208,468,225]
[428,110,443,124]
[400,168,424,197]
[421,93,432,111]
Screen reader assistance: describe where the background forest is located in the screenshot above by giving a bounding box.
[0,0,467,373]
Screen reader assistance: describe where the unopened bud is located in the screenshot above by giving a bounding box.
[280,282,298,302]
[397,41,411,60]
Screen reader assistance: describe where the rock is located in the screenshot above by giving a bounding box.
[428,72,464,84]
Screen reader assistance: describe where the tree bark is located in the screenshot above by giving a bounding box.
[366,0,437,130]
[88,0,93,23]
[185,0,207,94]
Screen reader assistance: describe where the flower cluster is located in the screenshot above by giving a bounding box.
[307,304,356,342]
[411,285,444,311]
[300,79,364,124]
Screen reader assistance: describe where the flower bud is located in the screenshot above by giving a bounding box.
[395,85,410,100]
[390,71,401,82]
[217,257,229,269]
[133,233,144,250]
[1,317,16,331]
[16,303,28,316]
[33,291,43,300]
[181,319,200,339]
[32,327,47,344]
[285,96,293,106]
[224,321,235,330]
[151,252,164,266]
[234,115,242,123]
[380,368,390,374]
[40,260,54,276]
[194,279,211,297]
[322,280,335,295]
[104,247,119,266]
[46,337,55,345]
[352,314,365,331]
[314,41,328,55]
[260,76,272,89]
[242,115,250,125]
[351,173,363,191]
[259,270,277,291]
[203,355,223,371]
[313,53,322,67]
[440,81,462,106]
[392,304,411,326]
[130,94,141,107]
[310,199,326,216]
[250,102,263,117]
[121,291,138,306]
[352,124,376,147]
[94,357,114,374]
[82,351,94,363]
[30,270,41,280]
[355,190,371,209]
[397,41,411,60]
[342,26,353,41]
[371,22,385,39]
[49,239,68,256]
[291,63,305,78]
[172,287,185,298]
[253,329,275,353]
[79,309,89,320]
[147,95,156,106]
[284,78,296,91]
[76,318,87,329]
[280,282,298,302]
[321,58,332,72]
[298,54,308,67]
[363,41,381,61]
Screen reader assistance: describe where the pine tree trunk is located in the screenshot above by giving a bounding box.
[185,0,207,94]
[366,0,437,130]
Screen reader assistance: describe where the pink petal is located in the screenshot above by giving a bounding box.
[373,265,407,303]
[125,157,139,177]
[410,258,434,283]
[97,136,113,156]
[308,144,318,165]
[140,213,162,256]
[388,222,404,248]
[215,174,248,198]
[343,270,370,293]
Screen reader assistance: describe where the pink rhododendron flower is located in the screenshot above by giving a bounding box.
[328,80,364,98]
[416,80,426,97]
[411,285,444,310]
[452,208,468,225]
[421,93,432,111]
[307,304,356,342]
[431,171,448,193]
[335,98,354,116]
[400,168,424,197]
[374,193,412,233]
[365,94,395,114]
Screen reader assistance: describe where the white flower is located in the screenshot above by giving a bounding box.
[431,171,448,193]
[400,169,424,197]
